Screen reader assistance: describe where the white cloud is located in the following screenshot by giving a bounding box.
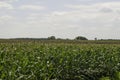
[0,1,120,39]
[65,2,120,12]
[0,2,13,9]
[0,0,18,3]
[19,5,45,10]
[24,2,120,39]
[0,15,14,23]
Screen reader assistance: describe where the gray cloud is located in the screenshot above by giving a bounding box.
[100,7,113,13]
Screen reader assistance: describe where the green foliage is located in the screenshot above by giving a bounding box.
[75,36,88,40]
[99,77,110,80]
[0,41,120,80]
[48,36,56,40]
[113,72,120,80]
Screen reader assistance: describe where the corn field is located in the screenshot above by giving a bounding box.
[0,40,120,80]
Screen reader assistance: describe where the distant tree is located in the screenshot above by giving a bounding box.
[95,37,97,40]
[66,38,70,40]
[48,36,56,40]
[75,36,88,40]
[57,38,63,40]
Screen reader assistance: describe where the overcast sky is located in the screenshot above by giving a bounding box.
[0,0,120,39]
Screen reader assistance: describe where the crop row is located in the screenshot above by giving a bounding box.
[0,43,120,80]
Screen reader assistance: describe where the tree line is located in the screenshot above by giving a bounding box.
[12,36,88,40]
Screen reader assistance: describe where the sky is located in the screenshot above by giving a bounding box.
[0,0,120,39]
